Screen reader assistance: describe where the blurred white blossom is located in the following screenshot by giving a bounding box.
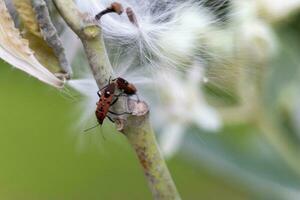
[255,0,300,23]
[232,0,300,24]
[154,63,222,158]
[232,0,278,61]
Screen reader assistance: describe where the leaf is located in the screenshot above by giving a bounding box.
[12,0,41,37]
[13,0,70,78]
[0,0,63,88]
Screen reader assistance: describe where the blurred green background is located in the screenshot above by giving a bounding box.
[1,3,300,200]
[0,63,254,200]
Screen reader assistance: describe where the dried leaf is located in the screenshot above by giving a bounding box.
[12,0,41,37]
[0,0,64,88]
[13,0,70,78]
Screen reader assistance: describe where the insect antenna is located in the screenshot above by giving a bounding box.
[84,124,100,133]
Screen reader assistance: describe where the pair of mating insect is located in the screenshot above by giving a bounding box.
[95,77,138,126]
[92,4,138,127]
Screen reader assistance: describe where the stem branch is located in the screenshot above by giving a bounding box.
[122,99,181,200]
[53,1,181,199]
[32,0,72,78]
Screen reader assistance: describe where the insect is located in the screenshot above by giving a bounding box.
[84,77,138,132]
[114,77,137,96]
[95,81,117,125]
[95,77,138,125]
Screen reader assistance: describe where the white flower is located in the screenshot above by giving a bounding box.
[232,0,278,61]
[255,0,300,23]
[232,0,300,24]
[154,62,222,158]
[239,20,277,61]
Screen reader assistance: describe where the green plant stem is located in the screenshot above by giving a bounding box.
[53,0,111,87]
[256,106,300,176]
[53,1,181,199]
[123,100,181,200]
[238,52,300,176]
[124,123,180,200]
[254,61,300,176]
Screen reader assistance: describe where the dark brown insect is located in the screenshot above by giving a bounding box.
[85,77,137,132]
[114,77,137,95]
[95,77,137,125]
[95,82,116,125]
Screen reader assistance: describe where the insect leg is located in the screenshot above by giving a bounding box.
[111,77,117,82]
[99,84,109,92]
[109,91,127,106]
[114,92,128,98]
[110,96,119,107]
[118,94,129,97]
[108,110,132,116]
[107,115,115,123]
[98,76,115,95]
[84,124,100,133]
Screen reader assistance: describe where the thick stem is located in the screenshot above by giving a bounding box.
[52,0,82,34]
[122,100,181,200]
[53,0,181,199]
[53,0,112,88]
[80,25,113,87]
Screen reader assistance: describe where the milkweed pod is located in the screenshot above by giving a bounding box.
[0,0,64,88]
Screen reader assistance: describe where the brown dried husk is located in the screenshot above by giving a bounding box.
[0,0,63,88]
[13,0,66,75]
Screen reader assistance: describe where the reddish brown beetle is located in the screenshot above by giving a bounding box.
[95,81,116,125]
[85,77,138,132]
[95,77,137,125]
[114,77,137,96]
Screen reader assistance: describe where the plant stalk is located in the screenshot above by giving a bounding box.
[53,0,181,199]
[122,100,181,200]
